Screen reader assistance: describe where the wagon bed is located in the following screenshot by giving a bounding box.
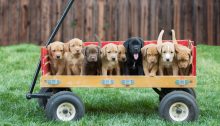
[40,40,196,89]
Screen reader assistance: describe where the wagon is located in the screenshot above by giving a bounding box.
[26,0,199,122]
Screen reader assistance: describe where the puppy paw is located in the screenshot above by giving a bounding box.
[149,73,156,77]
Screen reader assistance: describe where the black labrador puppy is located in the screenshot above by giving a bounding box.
[123,37,144,75]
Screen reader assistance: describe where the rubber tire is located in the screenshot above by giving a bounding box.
[45,91,85,121]
[159,88,196,101]
[159,91,199,122]
[37,88,72,109]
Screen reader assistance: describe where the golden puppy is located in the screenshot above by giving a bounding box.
[101,43,120,75]
[64,38,84,75]
[47,41,66,75]
[172,30,192,75]
[157,30,178,75]
[141,44,159,76]
[117,45,127,75]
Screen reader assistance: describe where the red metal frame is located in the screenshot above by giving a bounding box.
[41,40,196,76]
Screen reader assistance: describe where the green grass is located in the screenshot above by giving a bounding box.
[0,44,220,126]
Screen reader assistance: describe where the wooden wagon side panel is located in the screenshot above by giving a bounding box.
[40,76,196,88]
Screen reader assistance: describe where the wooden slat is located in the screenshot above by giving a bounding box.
[41,0,51,44]
[129,0,139,37]
[183,0,193,40]
[140,0,150,40]
[7,0,19,44]
[149,0,160,40]
[40,76,196,88]
[85,0,94,41]
[118,0,129,40]
[207,0,214,45]
[97,0,105,40]
[29,0,41,45]
[18,0,29,43]
[73,0,85,41]
[1,0,9,45]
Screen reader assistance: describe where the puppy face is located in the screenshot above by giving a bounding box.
[117,45,127,62]
[102,43,118,61]
[175,45,192,68]
[158,42,175,62]
[48,41,65,60]
[83,45,100,62]
[66,38,83,55]
[124,37,144,60]
[142,44,159,64]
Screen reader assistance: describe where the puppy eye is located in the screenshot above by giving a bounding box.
[52,50,56,52]
[119,52,121,54]
[108,51,111,53]
[163,51,166,53]
[60,50,63,52]
[171,51,173,53]
[115,51,118,53]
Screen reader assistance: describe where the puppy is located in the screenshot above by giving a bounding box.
[117,45,127,75]
[47,41,66,75]
[64,38,84,75]
[124,37,144,75]
[172,30,192,75]
[101,43,120,75]
[141,44,159,76]
[157,30,178,75]
[81,44,101,75]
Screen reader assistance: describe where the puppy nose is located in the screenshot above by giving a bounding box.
[122,58,126,61]
[166,59,170,62]
[76,49,80,52]
[112,57,116,61]
[134,48,138,52]
[57,56,61,59]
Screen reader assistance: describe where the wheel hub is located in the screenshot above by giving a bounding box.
[56,102,76,121]
[169,102,189,122]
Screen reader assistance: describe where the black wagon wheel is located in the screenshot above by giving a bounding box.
[159,91,199,122]
[37,88,72,109]
[45,91,85,121]
[159,88,196,101]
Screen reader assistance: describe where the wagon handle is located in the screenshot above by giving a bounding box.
[26,0,75,99]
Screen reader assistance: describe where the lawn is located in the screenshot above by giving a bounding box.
[0,44,220,126]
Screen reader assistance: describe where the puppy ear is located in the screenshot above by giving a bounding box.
[174,44,181,53]
[123,38,130,49]
[64,43,70,52]
[141,46,147,57]
[96,46,101,54]
[47,45,52,56]
[138,38,144,47]
[82,46,87,56]
[101,46,106,58]
[187,49,193,64]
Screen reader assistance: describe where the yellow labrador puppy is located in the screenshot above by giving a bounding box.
[64,38,84,75]
[172,30,192,75]
[101,43,120,75]
[157,30,178,75]
[47,41,66,75]
[141,44,159,76]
